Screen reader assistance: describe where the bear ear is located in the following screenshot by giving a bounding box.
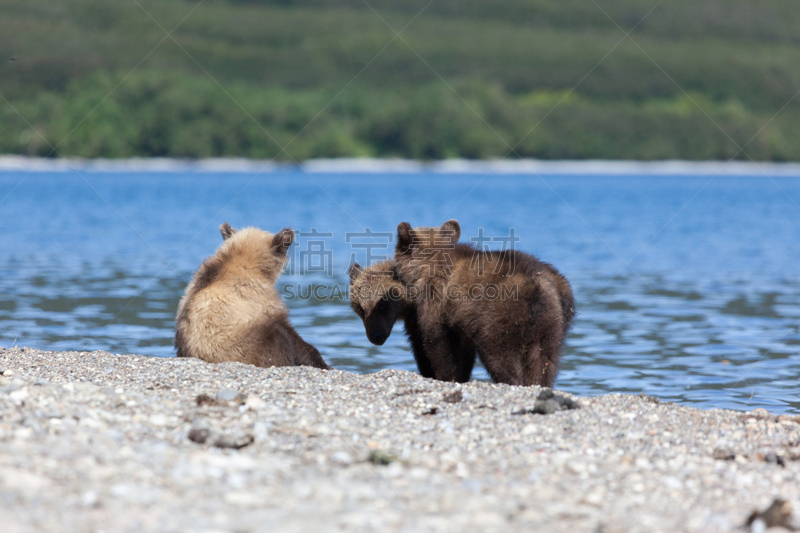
[396,222,413,254]
[220,222,236,240]
[272,228,295,255]
[441,219,461,243]
[348,262,363,283]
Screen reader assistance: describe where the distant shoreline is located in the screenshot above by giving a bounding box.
[2,155,800,176]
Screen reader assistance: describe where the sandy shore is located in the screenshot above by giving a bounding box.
[1,347,798,532]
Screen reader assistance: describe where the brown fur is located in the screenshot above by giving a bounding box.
[348,260,435,378]
[175,222,330,370]
[393,219,574,387]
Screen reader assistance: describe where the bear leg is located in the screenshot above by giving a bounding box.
[285,325,331,370]
[477,346,524,386]
[296,342,331,370]
[523,336,561,387]
[445,325,477,382]
[403,312,435,379]
[252,323,294,368]
[419,324,475,383]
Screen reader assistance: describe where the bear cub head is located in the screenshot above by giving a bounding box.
[395,219,461,282]
[215,221,295,284]
[395,219,461,254]
[348,260,407,346]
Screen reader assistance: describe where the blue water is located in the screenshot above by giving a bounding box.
[1,168,799,413]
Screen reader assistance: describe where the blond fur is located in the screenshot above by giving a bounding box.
[175,224,329,369]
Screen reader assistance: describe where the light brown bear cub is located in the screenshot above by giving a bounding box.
[393,219,574,387]
[348,260,434,378]
[175,222,330,370]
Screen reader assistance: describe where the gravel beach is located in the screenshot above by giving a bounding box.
[1,347,798,533]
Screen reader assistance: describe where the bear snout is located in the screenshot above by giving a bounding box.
[367,330,389,346]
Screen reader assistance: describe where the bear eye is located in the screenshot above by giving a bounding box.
[354,304,365,317]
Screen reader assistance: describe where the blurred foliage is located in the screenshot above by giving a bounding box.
[1,0,799,160]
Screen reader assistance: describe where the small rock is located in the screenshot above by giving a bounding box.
[195,394,217,407]
[368,450,394,465]
[584,491,605,507]
[150,414,168,427]
[216,389,246,404]
[214,432,254,449]
[764,452,786,467]
[512,390,579,415]
[244,396,265,411]
[9,388,29,404]
[566,458,587,474]
[331,451,353,465]
[187,427,210,444]
[713,448,736,461]
[81,490,99,507]
[421,406,439,415]
[442,390,462,403]
[638,392,660,404]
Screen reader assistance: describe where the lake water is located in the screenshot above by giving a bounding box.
[1,164,799,413]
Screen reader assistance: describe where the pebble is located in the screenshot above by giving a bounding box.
[0,347,798,533]
[214,432,255,450]
[188,427,211,444]
[216,389,242,402]
[442,390,463,403]
[512,389,579,415]
[331,451,353,466]
[368,450,395,466]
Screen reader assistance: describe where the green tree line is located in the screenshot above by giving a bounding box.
[1,0,799,160]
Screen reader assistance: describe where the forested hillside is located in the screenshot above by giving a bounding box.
[2,0,799,160]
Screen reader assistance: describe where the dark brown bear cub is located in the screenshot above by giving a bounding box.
[348,260,435,378]
[393,219,574,386]
[175,222,330,370]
